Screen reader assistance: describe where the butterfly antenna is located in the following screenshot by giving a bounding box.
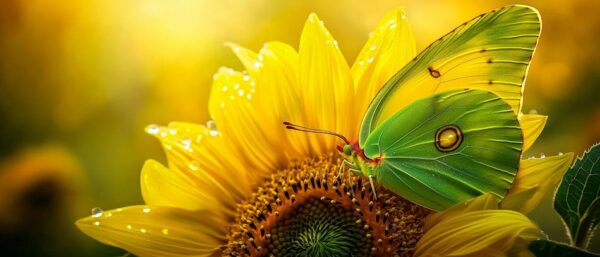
[283,122,350,144]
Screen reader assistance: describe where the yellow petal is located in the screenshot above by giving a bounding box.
[76,206,227,257]
[352,8,416,120]
[208,66,290,173]
[225,42,312,159]
[145,122,253,211]
[519,114,547,152]
[502,153,574,214]
[299,13,354,148]
[424,193,500,231]
[415,210,541,257]
[140,159,232,216]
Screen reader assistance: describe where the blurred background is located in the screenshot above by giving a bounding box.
[0,0,598,255]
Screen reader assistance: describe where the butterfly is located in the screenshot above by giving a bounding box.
[285,5,541,211]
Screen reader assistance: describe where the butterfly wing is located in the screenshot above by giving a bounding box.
[363,89,522,211]
[359,5,540,147]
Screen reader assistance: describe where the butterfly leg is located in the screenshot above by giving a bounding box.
[368,175,378,201]
[336,160,357,182]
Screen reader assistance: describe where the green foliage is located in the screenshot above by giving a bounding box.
[529,240,600,257]
[554,143,600,248]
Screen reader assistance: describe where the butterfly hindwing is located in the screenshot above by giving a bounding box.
[359,5,540,147]
[363,89,522,211]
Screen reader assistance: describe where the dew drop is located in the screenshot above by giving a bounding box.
[250,81,256,87]
[368,57,375,63]
[140,228,147,233]
[181,137,191,150]
[94,221,100,226]
[370,45,377,51]
[145,125,160,135]
[207,120,219,136]
[143,207,151,213]
[253,61,262,69]
[559,152,564,156]
[162,228,169,235]
[246,94,252,100]
[358,60,365,66]
[257,55,264,61]
[91,207,104,218]
[127,224,132,230]
[238,89,245,96]
[234,84,240,90]
[540,153,545,158]
[222,86,228,92]
[243,75,250,81]
[189,160,200,171]
[169,128,177,135]
[529,109,538,114]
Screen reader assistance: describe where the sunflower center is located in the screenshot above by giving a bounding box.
[223,155,431,257]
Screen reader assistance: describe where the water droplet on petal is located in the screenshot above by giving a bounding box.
[189,160,200,171]
[162,228,169,235]
[529,109,538,114]
[246,94,252,100]
[358,60,365,66]
[238,89,245,96]
[145,125,160,135]
[169,129,177,135]
[91,207,104,218]
[540,153,545,158]
[143,207,151,213]
[559,152,563,156]
[94,221,100,226]
[253,61,262,69]
[222,86,228,92]
[181,138,191,150]
[140,228,147,233]
[127,224,132,230]
[207,120,219,136]
[370,45,377,51]
[243,75,250,81]
[368,57,375,63]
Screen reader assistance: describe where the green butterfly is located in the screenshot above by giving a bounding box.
[285,5,541,211]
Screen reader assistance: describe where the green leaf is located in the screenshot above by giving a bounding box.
[529,240,600,257]
[554,143,600,248]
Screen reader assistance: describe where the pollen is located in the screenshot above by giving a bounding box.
[223,155,431,257]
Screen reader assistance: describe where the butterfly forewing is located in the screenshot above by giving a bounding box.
[363,89,522,211]
[359,5,540,147]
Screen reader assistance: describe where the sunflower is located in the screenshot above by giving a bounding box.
[77,7,574,257]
